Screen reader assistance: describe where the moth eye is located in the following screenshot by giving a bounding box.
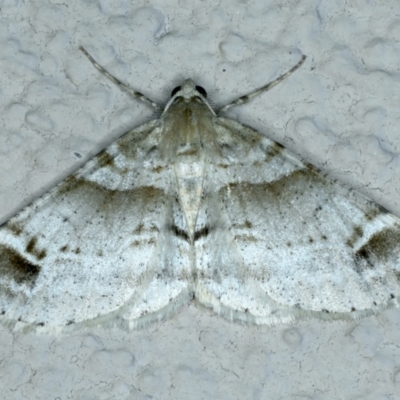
[171,86,181,97]
[195,86,207,98]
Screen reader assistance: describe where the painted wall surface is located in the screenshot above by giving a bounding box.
[0,1,400,399]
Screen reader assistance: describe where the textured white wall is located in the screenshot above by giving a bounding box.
[1,1,400,399]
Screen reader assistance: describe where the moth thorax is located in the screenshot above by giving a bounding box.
[174,159,206,239]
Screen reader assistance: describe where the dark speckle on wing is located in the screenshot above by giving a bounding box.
[26,237,47,260]
[6,223,23,236]
[346,225,364,248]
[98,151,115,168]
[264,142,284,161]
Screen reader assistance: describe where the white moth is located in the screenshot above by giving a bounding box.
[0,48,399,333]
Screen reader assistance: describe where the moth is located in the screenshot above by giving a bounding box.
[0,47,399,332]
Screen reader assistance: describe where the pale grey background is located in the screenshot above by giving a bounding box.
[1,1,400,399]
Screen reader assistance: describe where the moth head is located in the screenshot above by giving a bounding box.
[163,79,215,117]
[170,79,207,101]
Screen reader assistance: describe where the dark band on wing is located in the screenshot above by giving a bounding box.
[172,225,190,242]
[0,245,41,285]
[171,225,210,242]
[194,225,210,241]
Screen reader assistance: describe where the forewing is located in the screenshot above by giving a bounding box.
[0,120,192,331]
[195,117,400,325]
